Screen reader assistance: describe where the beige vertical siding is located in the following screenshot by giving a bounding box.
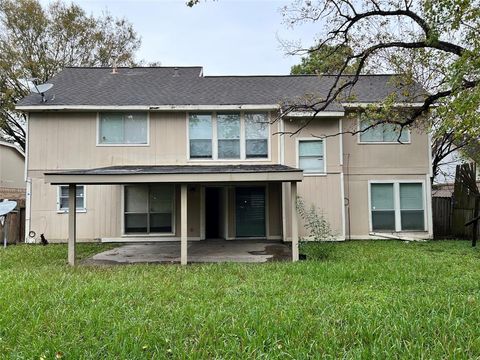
[0,145,25,189]
[282,117,344,239]
[267,182,282,237]
[186,184,201,238]
[26,109,431,242]
[29,178,122,241]
[227,186,236,239]
[341,115,431,238]
[345,174,430,238]
[27,111,281,242]
[28,111,279,170]
[341,116,430,175]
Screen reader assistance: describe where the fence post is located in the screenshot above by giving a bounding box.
[472,196,479,247]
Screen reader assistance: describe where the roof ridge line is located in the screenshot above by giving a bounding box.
[64,66,204,69]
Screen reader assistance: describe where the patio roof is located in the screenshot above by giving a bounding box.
[44,164,303,184]
[55,166,302,266]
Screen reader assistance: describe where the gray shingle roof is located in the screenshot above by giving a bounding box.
[17,66,426,110]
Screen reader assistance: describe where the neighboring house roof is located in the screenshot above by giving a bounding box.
[0,140,25,157]
[432,183,455,197]
[16,67,426,111]
[432,181,480,197]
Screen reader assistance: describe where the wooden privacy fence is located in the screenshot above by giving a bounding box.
[0,189,26,245]
[452,163,480,241]
[432,197,453,239]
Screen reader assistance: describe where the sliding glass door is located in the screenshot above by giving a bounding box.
[124,184,174,234]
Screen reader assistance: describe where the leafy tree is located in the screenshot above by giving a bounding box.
[290,44,358,75]
[280,0,480,140]
[189,0,479,181]
[0,0,141,149]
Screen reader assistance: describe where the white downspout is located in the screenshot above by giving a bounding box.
[339,118,346,240]
[426,132,434,238]
[279,111,288,241]
[24,112,33,243]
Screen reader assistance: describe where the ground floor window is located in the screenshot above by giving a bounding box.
[124,184,174,234]
[58,185,85,212]
[370,182,425,232]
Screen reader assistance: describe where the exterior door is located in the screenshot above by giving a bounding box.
[235,187,266,237]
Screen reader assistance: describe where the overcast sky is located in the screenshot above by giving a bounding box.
[42,0,319,75]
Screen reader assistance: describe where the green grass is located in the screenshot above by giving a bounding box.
[1,241,480,359]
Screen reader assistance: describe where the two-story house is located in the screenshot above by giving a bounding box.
[16,67,432,265]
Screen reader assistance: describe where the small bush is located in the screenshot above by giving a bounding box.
[297,196,337,259]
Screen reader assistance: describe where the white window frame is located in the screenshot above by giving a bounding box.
[368,180,427,232]
[57,185,87,213]
[186,111,271,161]
[96,112,150,147]
[357,118,411,144]
[296,137,327,176]
[121,184,176,236]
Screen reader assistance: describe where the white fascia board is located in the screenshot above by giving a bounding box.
[287,111,345,118]
[15,104,281,112]
[44,171,304,184]
[342,102,425,108]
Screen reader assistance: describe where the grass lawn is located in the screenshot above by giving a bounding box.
[1,241,480,359]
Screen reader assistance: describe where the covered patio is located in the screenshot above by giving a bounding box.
[83,239,292,265]
[44,164,303,266]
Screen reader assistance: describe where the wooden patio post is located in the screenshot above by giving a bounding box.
[291,181,299,262]
[180,184,188,265]
[68,184,77,266]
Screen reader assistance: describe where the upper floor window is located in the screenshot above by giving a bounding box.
[58,185,86,212]
[98,112,148,145]
[188,112,269,160]
[298,139,325,174]
[359,119,409,143]
[245,114,268,158]
[217,113,241,159]
[189,114,212,158]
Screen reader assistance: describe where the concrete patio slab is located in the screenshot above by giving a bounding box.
[84,239,292,265]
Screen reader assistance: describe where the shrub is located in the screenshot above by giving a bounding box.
[297,196,337,259]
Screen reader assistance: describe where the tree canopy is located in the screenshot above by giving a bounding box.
[0,0,141,148]
[290,44,358,75]
[281,0,480,139]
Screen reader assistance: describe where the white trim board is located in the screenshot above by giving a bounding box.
[286,111,345,118]
[16,104,281,111]
[342,102,425,108]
